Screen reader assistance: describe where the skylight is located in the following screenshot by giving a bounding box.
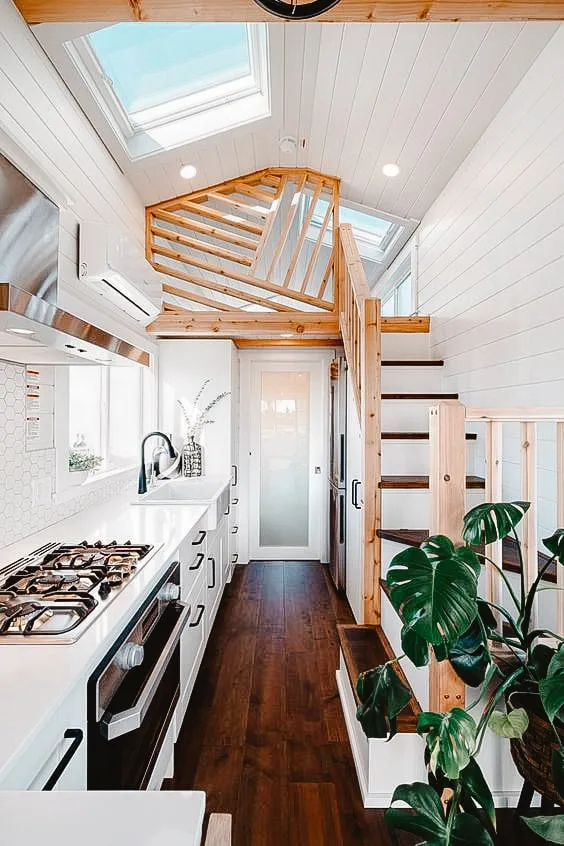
[87,23,252,126]
[63,23,270,160]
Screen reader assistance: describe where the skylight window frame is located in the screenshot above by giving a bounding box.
[62,23,270,159]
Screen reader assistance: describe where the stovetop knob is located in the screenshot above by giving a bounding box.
[158,582,180,603]
[98,580,111,599]
[115,642,144,671]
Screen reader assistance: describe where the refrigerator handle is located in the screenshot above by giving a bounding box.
[352,479,361,510]
[339,434,345,483]
[339,494,345,544]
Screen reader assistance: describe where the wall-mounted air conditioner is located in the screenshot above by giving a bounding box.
[78,221,161,325]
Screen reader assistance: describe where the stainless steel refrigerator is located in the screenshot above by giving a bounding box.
[329,355,347,590]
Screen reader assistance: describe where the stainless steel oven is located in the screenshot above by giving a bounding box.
[87,560,189,789]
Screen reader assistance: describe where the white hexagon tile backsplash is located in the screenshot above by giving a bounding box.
[0,361,134,551]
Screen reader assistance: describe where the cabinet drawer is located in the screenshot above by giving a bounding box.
[180,527,208,600]
[177,577,207,733]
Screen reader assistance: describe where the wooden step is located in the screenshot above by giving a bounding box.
[382,392,459,400]
[378,529,557,583]
[382,431,477,440]
[337,623,420,731]
[382,360,444,367]
[381,316,430,333]
[380,475,485,489]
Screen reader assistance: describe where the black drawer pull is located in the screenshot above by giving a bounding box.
[231,498,239,505]
[224,503,231,516]
[43,729,83,791]
[189,604,205,628]
[189,552,205,571]
[192,530,206,546]
[232,553,238,564]
[231,526,239,535]
[231,464,238,487]
[208,557,216,590]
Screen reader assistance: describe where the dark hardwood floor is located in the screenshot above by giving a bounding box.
[169,561,544,846]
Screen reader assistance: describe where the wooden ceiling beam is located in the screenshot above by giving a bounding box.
[150,225,253,266]
[146,310,341,339]
[18,1,564,23]
[177,201,263,236]
[163,285,233,311]
[234,339,343,348]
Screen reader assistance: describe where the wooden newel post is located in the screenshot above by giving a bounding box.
[429,401,467,712]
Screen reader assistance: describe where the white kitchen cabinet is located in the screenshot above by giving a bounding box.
[346,372,363,624]
[205,526,224,632]
[177,570,207,734]
[179,517,208,601]
[2,681,86,791]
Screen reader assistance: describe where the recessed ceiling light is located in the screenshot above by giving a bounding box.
[8,327,34,336]
[382,163,400,178]
[179,164,197,180]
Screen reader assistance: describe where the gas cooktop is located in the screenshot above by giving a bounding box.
[0,540,161,643]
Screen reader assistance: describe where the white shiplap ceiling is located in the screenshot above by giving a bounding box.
[36,21,558,219]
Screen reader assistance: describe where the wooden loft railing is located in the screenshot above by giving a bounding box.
[337,224,382,625]
[427,401,564,712]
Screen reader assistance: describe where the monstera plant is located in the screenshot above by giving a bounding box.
[356,502,564,844]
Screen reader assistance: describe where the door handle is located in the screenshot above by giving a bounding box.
[352,479,361,510]
[42,729,84,790]
[208,557,216,590]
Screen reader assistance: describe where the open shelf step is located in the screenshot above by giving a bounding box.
[378,529,556,583]
[380,475,485,490]
[382,392,459,400]
[382,360,444,367]
[337,624,420,731]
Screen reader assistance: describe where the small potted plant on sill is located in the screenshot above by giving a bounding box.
[68,449,103,485]
[356,501,564,845]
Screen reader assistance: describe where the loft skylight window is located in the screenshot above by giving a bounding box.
[64,23,270,160]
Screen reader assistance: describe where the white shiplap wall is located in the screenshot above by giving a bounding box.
[417,24,564,561]
[0,0,156,549]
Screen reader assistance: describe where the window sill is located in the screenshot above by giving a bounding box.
[55,464,137,504]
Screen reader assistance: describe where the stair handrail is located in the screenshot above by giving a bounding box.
[337,224,382,625]
[428,400,564,711]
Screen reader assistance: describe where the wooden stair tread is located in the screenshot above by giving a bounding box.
[381,316,430,334]
[382,392,459,400]
[382,360,444,367]
[380,475,485,489]
[378,529,556,583]
[337,624,420,731]
[382,431,477,440]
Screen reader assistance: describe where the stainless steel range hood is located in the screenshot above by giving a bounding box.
[0,283,150,366]
[0,152,150,367]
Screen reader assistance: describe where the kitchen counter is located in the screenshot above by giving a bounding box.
[0,488,208,785]
[0,790,206,845]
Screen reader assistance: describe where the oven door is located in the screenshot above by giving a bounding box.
[87,565,190,790]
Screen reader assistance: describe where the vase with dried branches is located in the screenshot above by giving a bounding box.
[178,380,230,477]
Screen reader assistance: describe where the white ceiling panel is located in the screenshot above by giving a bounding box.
[35,20,559,219]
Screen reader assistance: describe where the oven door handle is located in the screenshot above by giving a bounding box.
[100,601,191,741]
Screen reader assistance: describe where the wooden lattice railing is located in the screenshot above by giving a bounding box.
[428,401,564,711]
[337,224,382,625]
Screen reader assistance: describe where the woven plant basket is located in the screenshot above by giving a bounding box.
[508,690,564,806]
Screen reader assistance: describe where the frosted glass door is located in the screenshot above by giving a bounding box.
[259,371,310,547]
[248,359,326,560]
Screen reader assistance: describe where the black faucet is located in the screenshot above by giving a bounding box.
[138,432,177,495]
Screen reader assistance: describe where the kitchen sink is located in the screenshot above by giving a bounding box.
[133,476,231,529]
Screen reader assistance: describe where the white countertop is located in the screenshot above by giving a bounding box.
[0,489,208,784]
[0,791,206,845]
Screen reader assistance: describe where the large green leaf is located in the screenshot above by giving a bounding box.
[543,529,564,564]
[385,782,494,846]
[539,645,564,723]
[448,618,492,687]
[488,708,529,740]
[356,663,412,740]
[523,815,564,844]
[421,535,481,578]
[387,540,479,648]
[417,709,477,780]
[529,642,556,682]
[426,756,496,839]
[401,622,430,667]
[463,501,530,546]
